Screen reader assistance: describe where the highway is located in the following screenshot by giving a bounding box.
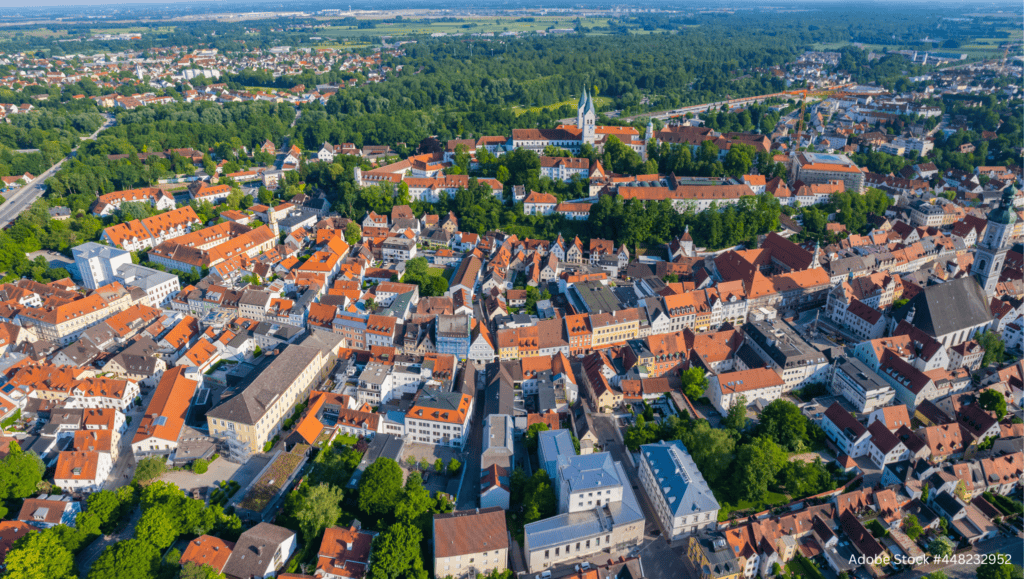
[0,113,115,228]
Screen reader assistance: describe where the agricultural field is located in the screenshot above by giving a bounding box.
[0,28,69,39]
[320,16,609,40]
[91,26,177,34]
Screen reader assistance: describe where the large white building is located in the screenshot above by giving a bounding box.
[708,368,786,415]
[73,242,132,290]
[404,387,473,449]
[524,432,645,573]
[638,440,720,540]
[115,263,181,307]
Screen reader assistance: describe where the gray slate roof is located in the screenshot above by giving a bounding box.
[641,440,720,516]
[223,522,295,579]
[891,276,991,338]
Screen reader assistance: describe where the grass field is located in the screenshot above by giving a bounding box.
[0,28,68,39]
[91,26,176,34]
[321,16,610,40]
[512,95,612,115]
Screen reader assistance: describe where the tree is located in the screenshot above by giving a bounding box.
[258,187,275,205]
[495,165,510,184]
[296,483,343,542]
[903,514,923,541]
[396,181,411,206]
[365,522,428,579]
[358,458,404,518]
[88,538,160,579]
[180,561,227,579]
[85,487,134,534]
[345,221,362,245]
[976,563,1022,579]
[735,436,786,503]
[724,396,748,431]
[680,366,708,401]
[978,389,1007,420]
[4,530,77,579]
[976,331,1005,367]
[135,506,180,549]
[927,536,953,558]
[525,422,550,454]
[434,458,443,472]
[723,143,756,178]
[394,472,437,531]
[0,442,44,500]
[447,458,461,474]
[680,421,736,488]
[757,399,808,451]
[132,456,166,483]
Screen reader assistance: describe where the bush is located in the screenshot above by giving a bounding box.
[192,459,209,475]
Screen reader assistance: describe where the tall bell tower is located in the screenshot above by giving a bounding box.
[577,87,596,145]
[971,187,1017,296]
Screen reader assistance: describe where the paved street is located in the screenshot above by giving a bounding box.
[455,369,485,510]
[0,114,114,228]
[102,373,158,489]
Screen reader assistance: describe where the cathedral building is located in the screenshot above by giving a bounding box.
[511,88,647,157]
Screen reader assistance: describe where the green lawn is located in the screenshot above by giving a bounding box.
[787,557,825,579]
[717,491,788,521]
[335,434,359,446]
[512,95,613,116]
[425,266,446,278]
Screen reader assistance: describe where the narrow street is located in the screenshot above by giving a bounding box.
[75,505,142,577]
[103,381,158,489]
[455,369,485,510]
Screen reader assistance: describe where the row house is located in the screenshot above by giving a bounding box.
[100,206,202,252]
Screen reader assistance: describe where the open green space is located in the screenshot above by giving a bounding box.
[717,491,789,521]
[0,28,68,39]
[512,95,612,116]
[321,16,610,40]
[91,26,177,34]
[335,433,359,446]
